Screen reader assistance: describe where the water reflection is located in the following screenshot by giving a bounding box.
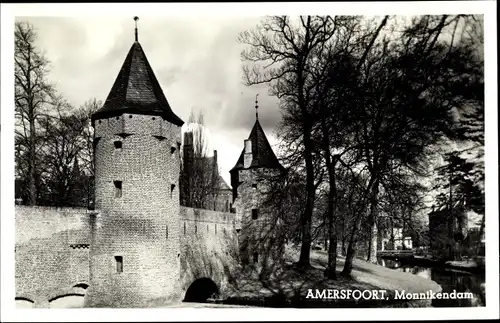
[378,257,485,307]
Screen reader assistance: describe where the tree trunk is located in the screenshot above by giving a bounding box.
[342,177,377,277]
[341,208,366,278]
[297,120,314,268]
[367,218,378,263]
[366,182,379,263]
[321,119,337,280]
[325,188,338,279]
[28,113,37,206]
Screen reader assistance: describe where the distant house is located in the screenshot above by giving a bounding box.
[428,202,480,260]
[380,226,413,251]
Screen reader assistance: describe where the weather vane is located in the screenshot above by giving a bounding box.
[134,16,139,42]
[255,94,259,121]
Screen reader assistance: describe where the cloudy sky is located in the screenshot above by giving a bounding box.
[17,16,282,185]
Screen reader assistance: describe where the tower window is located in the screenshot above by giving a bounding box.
[252,209,259,220]
[129,115,133,118]
[152,117,156,120]
[114,141,122,149]
[114,181,122,198]
[171,146,176,155]
[171,184,175,198]
[115,256,123,273]
[253,252,259,264]
[252,183,257,190]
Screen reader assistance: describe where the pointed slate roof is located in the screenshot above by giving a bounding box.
[230,120,283,172]
[92,41,183,126]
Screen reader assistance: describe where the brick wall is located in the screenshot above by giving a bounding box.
[15,206,91,308]
[14,114,245,307]
[233,168,284,270]
[86,114,182,308]
[179,207,240,298]
[15,205,241,307]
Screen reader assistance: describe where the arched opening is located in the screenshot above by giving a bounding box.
[183,278,219,303]
[73,283,89,289]
[15,297,34,308]
[49,293,85,308]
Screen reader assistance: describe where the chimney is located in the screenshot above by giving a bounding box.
[244,139,252,168]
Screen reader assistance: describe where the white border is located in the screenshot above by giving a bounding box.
[1,1,498,322]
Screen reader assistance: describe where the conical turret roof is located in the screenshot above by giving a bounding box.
[230,119,283,172]
[92,40,183,126]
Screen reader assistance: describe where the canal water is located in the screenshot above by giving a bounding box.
[378,257,485,307]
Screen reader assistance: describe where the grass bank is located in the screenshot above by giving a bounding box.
[226,246,442,308]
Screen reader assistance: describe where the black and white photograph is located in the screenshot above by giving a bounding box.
[1,1,498,321]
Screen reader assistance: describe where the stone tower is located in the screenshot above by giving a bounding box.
[85,18,184,308]
[229,100,285,269]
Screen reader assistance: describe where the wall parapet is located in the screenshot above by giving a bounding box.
[180,206,235,225]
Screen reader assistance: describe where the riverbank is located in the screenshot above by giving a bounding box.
[225,247,442,308]
[383,254,486,274]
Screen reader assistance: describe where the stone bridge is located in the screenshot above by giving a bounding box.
[15,206,241,308]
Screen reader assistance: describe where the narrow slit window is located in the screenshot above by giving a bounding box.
[253,252,258,264]
[166,225,168,240]
[183,222,186,235]
[207,224,209,232]
[114,181,122,198]
[115,256,123,273]
[171,146,176,155]
[195,225,197,234]
[114,141,122,149]
[171,184,175,198]
[215,224,217,234]
[252,208,259,220]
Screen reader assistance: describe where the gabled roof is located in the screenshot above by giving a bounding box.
[92,41,183,126]
[218,175,231,191]
[230,119,283,172]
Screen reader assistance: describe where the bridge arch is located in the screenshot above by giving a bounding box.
[183,277,219,303]
[15,297,35,308]
[48,293,85,308]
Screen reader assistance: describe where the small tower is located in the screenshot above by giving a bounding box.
[85,18,184,308]
[229,96,284,270]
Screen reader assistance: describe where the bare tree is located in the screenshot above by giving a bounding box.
[239,15,341,268]
[337,15,484,273]
[15,21,54,205]
[181,110,219,210]
[37,97,95,206]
